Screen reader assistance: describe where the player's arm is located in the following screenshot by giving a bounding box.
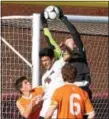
[84,91,95,119]
[41,12,62,59]
[45,88,59,119]
[16,100,33,118]
[54,44,72,65]
[16,96,42,118]
[45,89,61,119]
[58,7,85,57]
[43,28,62,59]
[34,86,44,96]
[60,44,72,62]
[45,102,57,119]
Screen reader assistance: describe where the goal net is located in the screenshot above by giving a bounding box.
[1,16,33,119]
[1,15,108,119]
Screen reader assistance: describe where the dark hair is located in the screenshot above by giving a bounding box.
[61,63,77,83]
[15,76,27,94]
[39,47,54,59]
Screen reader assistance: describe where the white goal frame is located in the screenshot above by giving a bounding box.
[1,14,41,88]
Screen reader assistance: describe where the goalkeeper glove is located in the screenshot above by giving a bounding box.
[56,6,69,22]
[56,6,64,20]
[40,11,48,28]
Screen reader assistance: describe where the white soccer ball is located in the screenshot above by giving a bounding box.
[44,6,59,20]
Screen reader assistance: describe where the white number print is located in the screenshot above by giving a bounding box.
[70,94,81,115]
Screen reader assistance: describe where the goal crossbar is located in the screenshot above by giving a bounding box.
[66,15,108,23]
[1,15,108,23]
[1,16,32,19]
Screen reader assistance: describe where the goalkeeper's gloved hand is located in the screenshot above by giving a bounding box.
[56,6,68,22]
[56,6,64,20]
[40,11,48,28]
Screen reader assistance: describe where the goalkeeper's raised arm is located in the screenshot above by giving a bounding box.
[40,12,62,59]
[56,6,92,99]
[57,6,85,57]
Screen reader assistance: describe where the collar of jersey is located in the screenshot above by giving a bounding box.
[22,94,32,99]
[65,82,74,85]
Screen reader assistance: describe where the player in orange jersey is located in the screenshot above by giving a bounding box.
[15,76,44,119]
[45,64,95,119]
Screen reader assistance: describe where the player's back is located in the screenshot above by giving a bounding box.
[52,84,94,119]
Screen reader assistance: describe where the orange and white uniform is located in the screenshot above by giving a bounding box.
[51,84,94,119]
[16,86,43,119]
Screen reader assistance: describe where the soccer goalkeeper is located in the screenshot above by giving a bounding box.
[41,6,92,100]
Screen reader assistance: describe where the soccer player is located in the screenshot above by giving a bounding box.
[15,76,44,119]
[45,63,95,119]
[41,6,92,99]
[39,46,72,119]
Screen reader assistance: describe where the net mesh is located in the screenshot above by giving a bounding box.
[47,19,108,36]
[1,17,32,119]
[1,16,109,119]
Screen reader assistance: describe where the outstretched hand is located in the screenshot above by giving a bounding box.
[40,11,48,28]
[34,95,43,105]
[31,95,43,107]
[56,6,64,20]
[60,42,67,51]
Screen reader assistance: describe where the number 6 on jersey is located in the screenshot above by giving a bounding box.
[70,94,81,115]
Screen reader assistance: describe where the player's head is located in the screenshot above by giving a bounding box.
[65,38,76,50]
[61,63,77,83]
[15,76,32,94]
[39,47,54,70]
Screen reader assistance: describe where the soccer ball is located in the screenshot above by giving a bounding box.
[44,6,59,20]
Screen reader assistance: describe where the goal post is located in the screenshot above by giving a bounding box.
[1,14,41,87]
[32,13,41,88]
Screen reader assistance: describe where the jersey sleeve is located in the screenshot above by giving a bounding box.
[54,58,66,68]
[83,91,94,114]
[34,86,44,95]
[16,100,25,115]
[61,17,86,57]
[41,73,48,92]
[43,28,62,59]
[50,89,61,107]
